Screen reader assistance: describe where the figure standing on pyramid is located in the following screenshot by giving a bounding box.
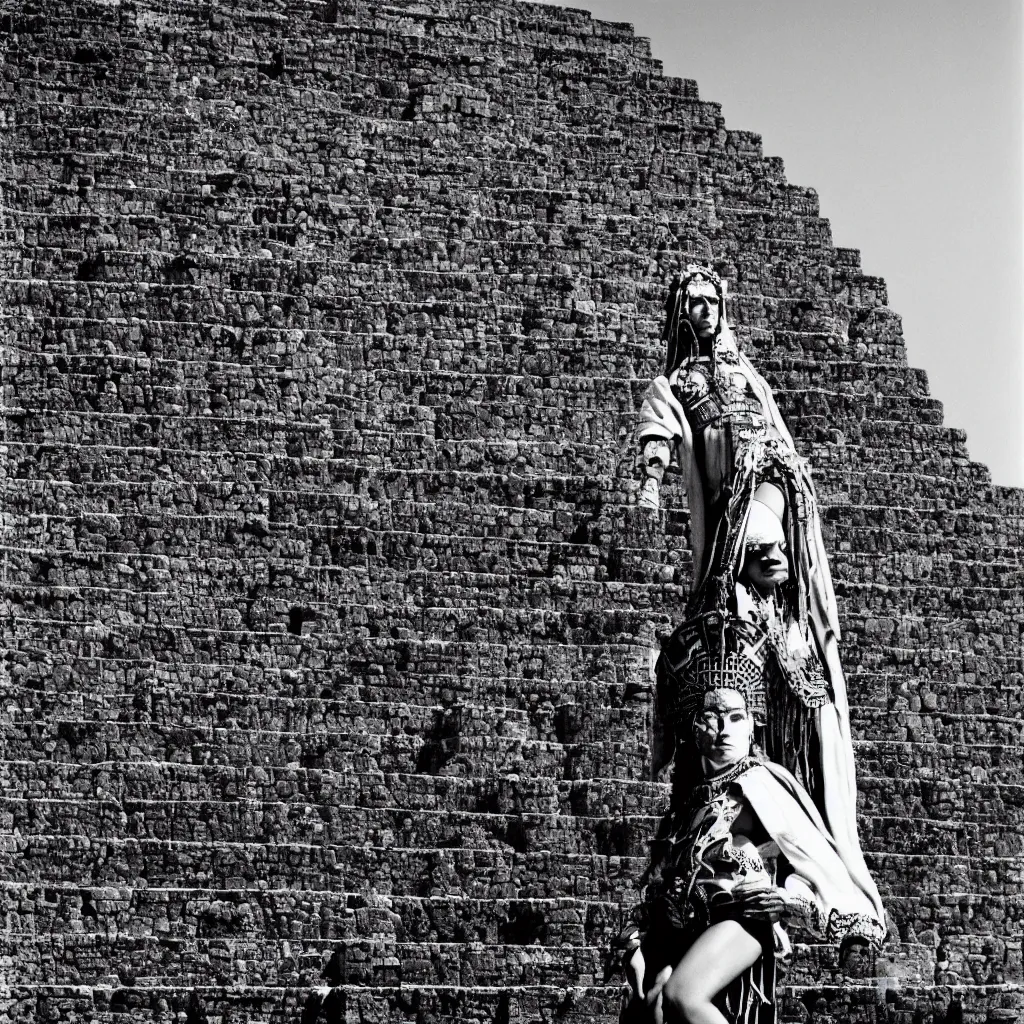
[619,266,886,1022]
[617,675,883,1024]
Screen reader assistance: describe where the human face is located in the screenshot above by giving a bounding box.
[692,689,753,770]
[741,507,789,595]
[686,286,720,342]
[742,538,789,594]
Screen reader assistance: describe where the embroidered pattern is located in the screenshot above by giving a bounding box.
[825,909,886,950]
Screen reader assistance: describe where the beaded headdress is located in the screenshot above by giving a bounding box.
[662,610,769,725]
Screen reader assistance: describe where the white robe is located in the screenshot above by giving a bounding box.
[637,334,885,929]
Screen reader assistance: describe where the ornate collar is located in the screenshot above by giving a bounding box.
[691,755,760,806]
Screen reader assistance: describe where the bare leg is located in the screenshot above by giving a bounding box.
[660,920,763,1024]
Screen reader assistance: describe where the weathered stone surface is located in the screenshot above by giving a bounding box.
[1,1,1021,1022]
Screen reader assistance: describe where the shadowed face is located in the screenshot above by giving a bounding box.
[741,502,789,595]
[692,688,753,770]
[686,283,721,342]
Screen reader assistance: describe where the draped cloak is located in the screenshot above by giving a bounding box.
[636,326,885,930]
[626,759,884,1024]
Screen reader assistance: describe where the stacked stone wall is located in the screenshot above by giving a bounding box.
[1,2,1022,1022]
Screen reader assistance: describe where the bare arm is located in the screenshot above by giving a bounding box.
[623,945,645,999]
[635,375,689,512]
[638,438,672,510]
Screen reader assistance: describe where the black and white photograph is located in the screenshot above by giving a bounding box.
[1,2,1021,1022]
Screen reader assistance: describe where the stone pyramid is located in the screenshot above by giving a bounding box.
[2,1,1022,1021]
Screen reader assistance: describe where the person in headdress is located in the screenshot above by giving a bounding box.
[618,622,885,1024]
[635,265,883,934]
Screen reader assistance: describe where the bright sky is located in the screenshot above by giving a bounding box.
[531,0,1024,487]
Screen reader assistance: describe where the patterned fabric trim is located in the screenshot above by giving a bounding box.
[825,909,886,950]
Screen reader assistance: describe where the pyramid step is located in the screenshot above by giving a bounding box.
[1,720,652,779]
[4,761,667,816]
[2,835,648,897]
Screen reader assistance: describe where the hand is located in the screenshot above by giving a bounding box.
[730,882,785,922]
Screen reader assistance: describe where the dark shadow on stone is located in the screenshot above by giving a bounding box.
[163,254,198,285]
[185,991,209,1024]
[300,992,323,1024]
[594,817,632,857]
[300,988,344,1024]
[555,988,578,1016]
[554,703,581,744]
[493,991,512,1024]
[288,607,318,635]
[261,50,285,80]
[502,816,530,854]
[322,950,344,986]
[938,999,963,1024]
[414,707,462,774]
[76,253,105,281]
[498,903,547,945]
[71,44,112,64]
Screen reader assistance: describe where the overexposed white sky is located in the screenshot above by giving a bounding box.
[531,0,1024,487]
